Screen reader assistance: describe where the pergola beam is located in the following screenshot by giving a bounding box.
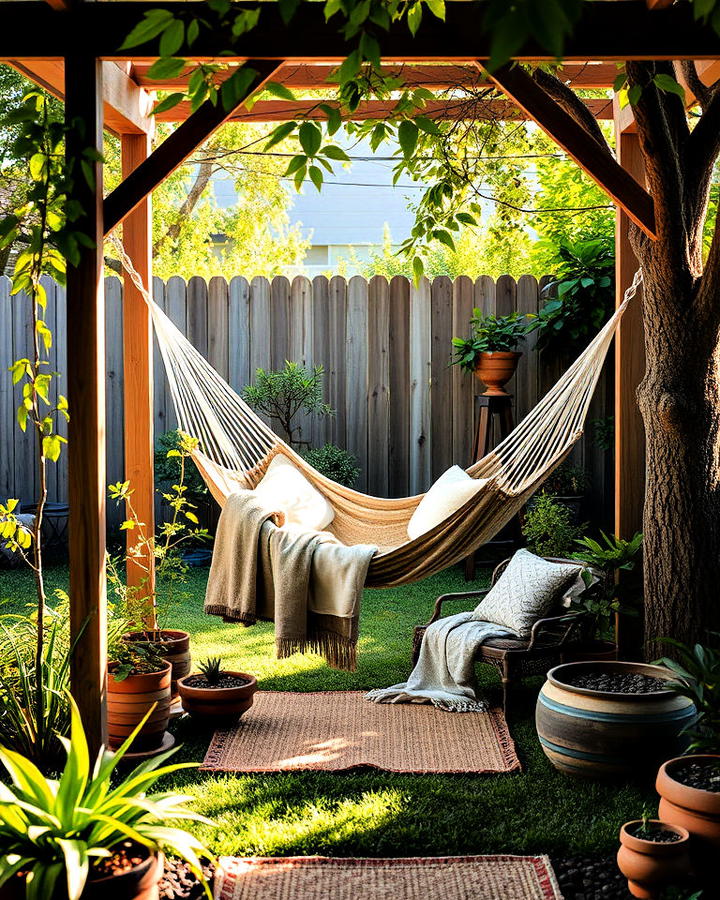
[103,60,284,234]
[2,2,720,60]
[155,97,614,124]
[480,62,656,239]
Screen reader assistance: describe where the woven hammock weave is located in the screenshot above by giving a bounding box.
[111,237,641,588]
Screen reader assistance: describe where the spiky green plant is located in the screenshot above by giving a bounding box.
[0,695,214,900]
[198,656,223,687]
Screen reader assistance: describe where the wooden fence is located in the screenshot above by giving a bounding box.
[0,273,613,534]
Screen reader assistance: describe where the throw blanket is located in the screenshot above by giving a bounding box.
[366,612,516,712]
[205,491,377,671]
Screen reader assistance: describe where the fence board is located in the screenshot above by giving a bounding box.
[452,275,475,467]
[55,284,68,505]
[346,276,368,491]
[388,276,410,497]
[0,277,13,502]
[0,272,614,534]
[409,278,432,494]
[367,276,390,496]
[430,276,454,480]
[152,277,168,442]
[105,278,125,533]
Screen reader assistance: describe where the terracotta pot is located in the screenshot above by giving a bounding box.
[107,661,172,752]
[564,639,618,663]
[656,754,720,882]
[536,661,696,778]
[474,351,521,396]
[123,630,191,700]
[0,848,164,900]
[617,820,691,899]
[178,671,257,723]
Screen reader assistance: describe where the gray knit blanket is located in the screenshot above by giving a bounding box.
[366,612,517,712]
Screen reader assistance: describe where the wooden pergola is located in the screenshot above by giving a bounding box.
[2,0,719,753]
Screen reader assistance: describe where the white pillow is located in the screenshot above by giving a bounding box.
[254,455,334,531]
[472,548,583,637]
[407,465,488,540]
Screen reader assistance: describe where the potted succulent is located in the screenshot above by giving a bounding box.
[178,656,257,724]
[0,695,213,900]
[654,636,720,877]
[109,432,210,698]
[107,641,172,753]
[451,309,531,396]
[566,530,644,662]
[617,813,691,899]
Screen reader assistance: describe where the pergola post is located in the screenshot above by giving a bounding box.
[121,132,156,624]
[614,103,646,542]
[65,54,108,754]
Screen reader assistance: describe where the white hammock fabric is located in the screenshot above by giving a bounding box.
[112,237,641,587]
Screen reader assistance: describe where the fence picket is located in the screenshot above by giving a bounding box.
[367,276,390,496]
[105,278,124,532]
[311,275,332,449]
[452,275,475,467]
[430,276,454,479]
[388,276,410,497]
[328,276,347,450]
[290,276,314,448]
[409,277,432,494]
[346,276,369,491]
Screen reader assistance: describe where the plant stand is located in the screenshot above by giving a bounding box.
[464,393,521,580]
[118,731,176,763]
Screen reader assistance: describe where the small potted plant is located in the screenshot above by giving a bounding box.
[538,461,591,523]
[451,309,531,396]
[178,656,258,724]
[655,635,720,878]
[107,640,172,753]
[617,812,691,899]
[110,431,210,698]
[0,695,213,900]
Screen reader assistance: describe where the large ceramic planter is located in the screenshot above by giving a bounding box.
[617,820,691,899]
[474,351,521,396]
[123,630,191,699]
[178,671,257,723]
[656,754,720,880]
[107,661,172,752]
[0,848,164,900]
[536,661,696,778]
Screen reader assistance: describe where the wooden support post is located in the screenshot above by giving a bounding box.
[121,133,156,625]
[65,54,107,755]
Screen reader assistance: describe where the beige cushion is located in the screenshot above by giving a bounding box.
[472,548,583,637]
[407,465,488,540]
[254,455,334,531]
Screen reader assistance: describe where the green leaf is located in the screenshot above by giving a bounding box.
[298,122,322,157]
[278,0,301,23]
[158,20,185,58]
[42,435,62,463]
[284,154,307,176]
[319,104,342,135]
[152,93,186,116]
[264,121,298,151]
[653,73,686,101]
[398,120,419,160]
[321,144,350,161]
[264,81,296,102]
[119,10,174,50]
[308,165,324,192]
[146,57,186,81]
[408,2,423,35]
[412,256,424,285]
[425,0,445,21]
[627,84,642,107]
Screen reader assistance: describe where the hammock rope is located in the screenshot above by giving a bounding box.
[110,235,642,587]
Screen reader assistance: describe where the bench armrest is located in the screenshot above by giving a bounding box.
[423,589,491,627]
[527,610,589,650]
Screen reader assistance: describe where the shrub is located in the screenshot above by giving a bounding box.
[522,494,584,559]
[541,461,590,496]
[302,443,360,488]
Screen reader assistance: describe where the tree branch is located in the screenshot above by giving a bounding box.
[686,87,720,190]
[152,157,215,258]
[677,60,712,110]
[532,67,612,155]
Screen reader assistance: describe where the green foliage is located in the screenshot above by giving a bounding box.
[529,237,615,352]
[242,362,333,446]
[198,656,223,687]
[451,310,530,371]
[155,429,207,504]
[656,633,720,754]
[0,694,213,900]
[301,444,360,488]
[111,640,168,682]
[522,494,583,559]
[540,461,590,497]
[572,531,643,638]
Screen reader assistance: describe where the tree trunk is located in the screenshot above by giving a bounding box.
[636,251,720,654]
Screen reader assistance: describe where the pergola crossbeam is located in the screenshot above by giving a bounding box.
[480,63,656,239]
[103,60,284,234]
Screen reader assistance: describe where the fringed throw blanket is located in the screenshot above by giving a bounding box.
[366,612,516,712]
[205,491,377,671]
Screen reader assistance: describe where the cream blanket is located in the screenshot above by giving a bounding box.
[205,491,377,670]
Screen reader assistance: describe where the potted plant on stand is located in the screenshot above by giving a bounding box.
[0,695,214,900]
[109,431,210,700]
[178,656,258,724]
[451,310,531,396]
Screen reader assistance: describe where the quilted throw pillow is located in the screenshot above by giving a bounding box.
[471,549,583,637]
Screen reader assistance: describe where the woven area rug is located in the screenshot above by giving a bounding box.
[202,691,520,774]
[213,856,561,900]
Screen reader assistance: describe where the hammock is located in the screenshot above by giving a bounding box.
[112,238,641,589]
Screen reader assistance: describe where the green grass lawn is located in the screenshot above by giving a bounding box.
[0,561,654,860]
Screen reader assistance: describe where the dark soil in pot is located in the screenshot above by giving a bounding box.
[563,671,668,694]
[671,759,720,792]
[181,673,250,689]
[624,823,683,843]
